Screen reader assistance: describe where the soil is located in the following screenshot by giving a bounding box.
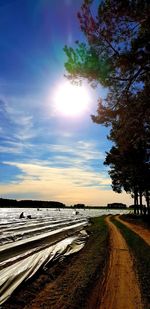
[1,215,147,309]
[99,216,143,309]
[1,217,108,309]
[117,215,150,245]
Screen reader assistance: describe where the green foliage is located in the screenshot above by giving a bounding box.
[64,0,150,206]
[64,43,112,87]
[104,144,150,198]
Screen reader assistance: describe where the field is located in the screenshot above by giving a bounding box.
[1,211,150,309]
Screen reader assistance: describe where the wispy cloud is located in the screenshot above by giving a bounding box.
[3,102,34,140]
[0,97,36,155]
[0,160,132,206]
[0,94,115,205]
[49,140,103,155]
[47,140,105,164]
[0,140,34,155]
[3,161,110,187]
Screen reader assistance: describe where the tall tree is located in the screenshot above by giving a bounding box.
[64,0,150,211]
[104,145,150,213]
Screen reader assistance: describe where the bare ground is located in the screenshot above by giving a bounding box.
[1,215,147,309]
[99,216,143,309]
[1,217,108,309]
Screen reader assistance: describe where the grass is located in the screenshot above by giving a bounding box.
[70,216,109,309]
[112,217,150,309]
[2,216,109,309]
[121,213,150,228]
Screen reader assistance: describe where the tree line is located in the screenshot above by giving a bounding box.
[0,198,65,208]
[64,0,150,216]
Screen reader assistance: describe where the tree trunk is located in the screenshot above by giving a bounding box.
[134,190,138,215]
[145,190,150,216]
[139,190,143,215]
[134,193,136,214]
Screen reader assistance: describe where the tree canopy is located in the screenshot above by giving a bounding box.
[64,0,150,212]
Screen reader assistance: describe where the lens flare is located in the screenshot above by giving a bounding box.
[52,81,91,116]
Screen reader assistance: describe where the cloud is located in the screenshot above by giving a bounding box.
[0,140,34,155]
[0,94,130,205]
[3,161,110,187]
[48,140,105,162]
[0,160,133,206]
[0,160,110,198]
[4,103,35,141]
[0,97,36,154]
[0,99,7,113]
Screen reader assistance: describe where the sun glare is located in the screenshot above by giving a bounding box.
[52,82,91,116]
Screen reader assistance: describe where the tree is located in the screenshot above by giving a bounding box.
[104,145,150,214]
[64,0,150,213]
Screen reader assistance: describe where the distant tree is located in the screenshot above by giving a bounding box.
[64,0,150,213]
[107,203,127,209]
[73,203,85,208]
[0,198,17,208]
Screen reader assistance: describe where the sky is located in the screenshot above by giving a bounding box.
[0,0,133,206]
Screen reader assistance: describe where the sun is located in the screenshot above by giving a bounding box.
[52,81,91,116]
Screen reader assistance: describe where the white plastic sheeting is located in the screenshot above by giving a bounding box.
[0,216,88,305]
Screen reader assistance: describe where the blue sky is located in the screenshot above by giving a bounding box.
[0,0,132,206]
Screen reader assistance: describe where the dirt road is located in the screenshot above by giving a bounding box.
[100,216,143,309]
[116,215,150,245]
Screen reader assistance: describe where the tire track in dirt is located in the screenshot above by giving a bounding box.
[100,216,143,309]
[116,215,150,246]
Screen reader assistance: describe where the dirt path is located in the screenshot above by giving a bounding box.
[100,216,143,309]
[116,215,150,245]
